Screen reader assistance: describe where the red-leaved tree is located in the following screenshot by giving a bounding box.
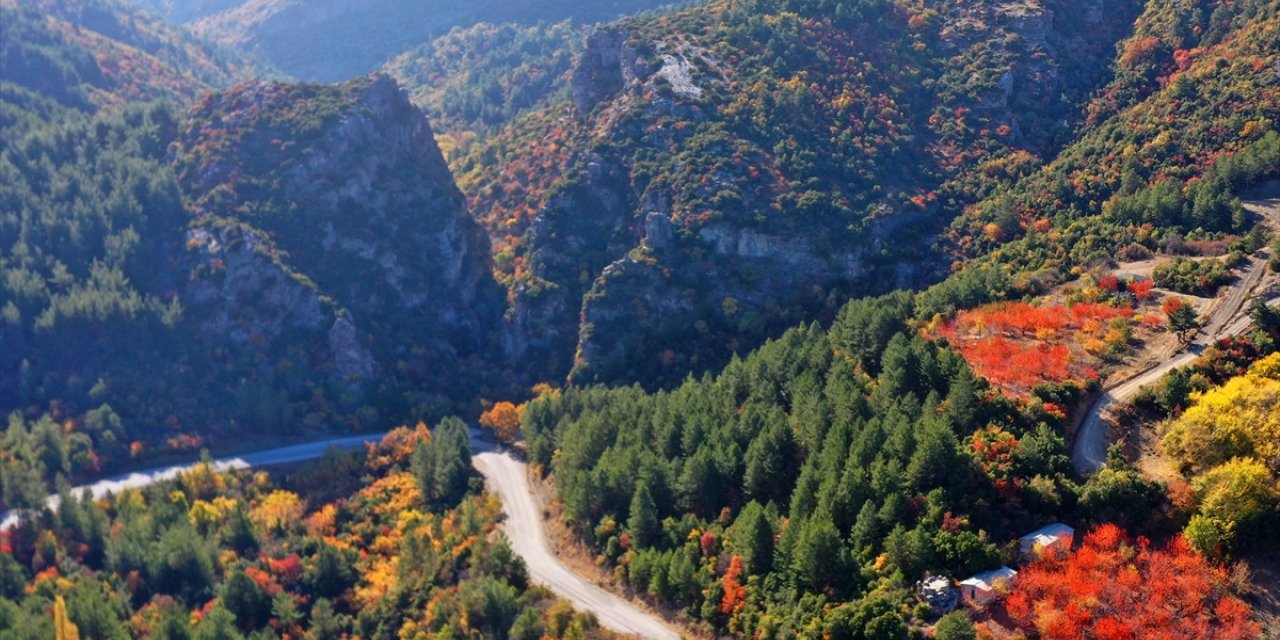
[1003,524,1258,639]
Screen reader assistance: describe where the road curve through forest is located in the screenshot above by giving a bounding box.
[1072,190,1280,474]
[471,431,683,640]
[0,430,682,639]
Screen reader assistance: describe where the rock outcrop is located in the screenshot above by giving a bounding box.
[176,74,503,394]
[570,208,941,385]
[571,27,632,113]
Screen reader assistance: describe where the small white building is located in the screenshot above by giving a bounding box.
[1019,523,1074,560]
[960,566,1017,605]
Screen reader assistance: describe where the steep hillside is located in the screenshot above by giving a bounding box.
[499,0,1280,635]
[185,0,679,81]
[1,0,263,474]
[0,0,256,110]
[955,0,1279,278]
[173,74,505,403]
[2,40,503,503]
[448,0,1140,387]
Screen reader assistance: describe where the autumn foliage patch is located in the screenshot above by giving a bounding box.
[1003,524,1258,640]
[932,301,1133,395]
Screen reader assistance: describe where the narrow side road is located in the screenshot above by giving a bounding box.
[1073,189,1280,474]
[0,434,384,530]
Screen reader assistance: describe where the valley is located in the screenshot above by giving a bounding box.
[2,0,1279,638]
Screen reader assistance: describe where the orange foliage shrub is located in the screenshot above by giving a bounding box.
[1129,279,1154,301]
[365,422,431,472]
[1119,36,1160,69]
[265,553,303,586]
[720,555,747,615]
[479,401,521,443]
[1004,524,1259,639]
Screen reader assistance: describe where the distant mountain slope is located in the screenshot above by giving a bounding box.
[125,0,243,23]
[382,20,584,150]
[184,0,682,81]
[441,0,1141,387]
[0,0,256,110]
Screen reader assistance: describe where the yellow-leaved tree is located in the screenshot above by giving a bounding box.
[54,596,80,640]
[1164,353,1280,555]
[250,490,304,536]
[1162,353,1280,473]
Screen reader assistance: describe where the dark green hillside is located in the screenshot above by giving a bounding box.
[1,0,261,505]
[518,289,1101,637]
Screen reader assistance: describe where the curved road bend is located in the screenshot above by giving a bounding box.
[471,432,682,639]
[1074,189,1280,474]
[1072,266,1279,474]
[1,431,681,639]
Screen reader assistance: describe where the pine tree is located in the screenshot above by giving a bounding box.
[790,511,848,594]
[628,481,659,547]
[305,599,346,640]
[732,501,774,575]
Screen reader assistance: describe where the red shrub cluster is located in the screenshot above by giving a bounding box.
[933,301,1133,395]
[1004,524,1258,639]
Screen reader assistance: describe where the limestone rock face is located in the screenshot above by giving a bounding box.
[176,73,502,392]
[571,28,631,113]
[182,224,328,344]
[996,1,1054,45]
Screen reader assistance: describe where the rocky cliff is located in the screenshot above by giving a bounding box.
[175,74,504,397]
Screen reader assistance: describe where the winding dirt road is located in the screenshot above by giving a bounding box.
[1,430,681,639]
[1072,190,1280,474]
[471,433,682,639]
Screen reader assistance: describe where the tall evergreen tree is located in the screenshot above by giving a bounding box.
[628,481,660,548]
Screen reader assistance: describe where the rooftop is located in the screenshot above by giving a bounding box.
[1019,523,1073,542]
[960,566,1018,591]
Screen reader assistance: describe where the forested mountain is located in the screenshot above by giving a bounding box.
[956,0,1280,273]
[130,0,683,81]
[1,0,503,510]
[1,0,256,110]
[436,0,1141,388]
[3,0,1280,636]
